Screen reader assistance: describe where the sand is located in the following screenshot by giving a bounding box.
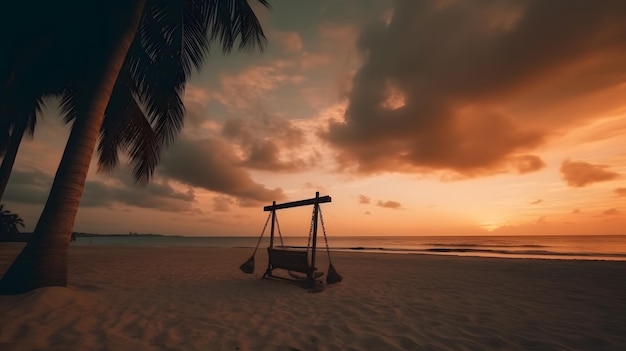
[0,244,625,351]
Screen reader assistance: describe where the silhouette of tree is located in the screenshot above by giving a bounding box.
[0,0,269,294]
[0,205,25,241]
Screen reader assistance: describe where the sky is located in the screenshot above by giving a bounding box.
[4,0,626,236]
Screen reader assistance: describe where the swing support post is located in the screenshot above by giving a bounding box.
[310,193,320,280]
[269,201,276,249]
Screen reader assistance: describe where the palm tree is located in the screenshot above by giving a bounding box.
[0,205,25,241]
[0,0,269,295]
[0,106,38,201]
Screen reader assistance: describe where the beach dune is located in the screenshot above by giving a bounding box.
[1,244,625,350]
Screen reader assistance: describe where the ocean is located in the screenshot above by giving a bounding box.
[71,235,626,261]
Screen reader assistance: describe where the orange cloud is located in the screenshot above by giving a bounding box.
[615,188,626,197]
[603,208,620,216]
[322,0,626,177]
[376,200,402,209]
[511,155,546,174]
[530,199,543,205]
[358,195,370,204]
[560,159,620,188]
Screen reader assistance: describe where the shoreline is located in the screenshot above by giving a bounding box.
[1,245,625,350]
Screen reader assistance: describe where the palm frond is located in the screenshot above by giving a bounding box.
[63,0,270,184]
[99,66,161,183]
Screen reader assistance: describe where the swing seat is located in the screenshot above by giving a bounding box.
[268,248,311,274]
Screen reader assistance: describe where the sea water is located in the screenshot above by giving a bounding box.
[71,235,626,261]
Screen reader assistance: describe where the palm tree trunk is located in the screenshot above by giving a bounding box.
[0,117,26,201]
[0,0,147,295]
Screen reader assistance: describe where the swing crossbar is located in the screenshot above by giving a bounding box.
[267,248,311,274]
[264,195,331,211]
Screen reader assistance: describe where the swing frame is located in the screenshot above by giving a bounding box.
[262,192,331,287]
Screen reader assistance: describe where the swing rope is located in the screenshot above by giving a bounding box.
[253,212,272,255]
[274,212,285,248]
[239,212,271,274]
[318,206,332,264]
[318,206,343,284]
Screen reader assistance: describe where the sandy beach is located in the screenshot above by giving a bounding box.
[0,244,625,350]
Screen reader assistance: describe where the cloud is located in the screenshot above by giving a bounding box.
[376,200,402,209]
[299,52,332,70]
[273,31,303,53]
[529,199,543,205]
[210,63,305,111]
[2,168,53,204]
[560,159,620,188]
[358,195,370,204]
[83,178,196,212]
[221,113,316,172]
[603,208,620,216]
[321,0,626,177]
[615,188,626,197]
[571,209,581,214]
[5,168,197,212]
[159,135,285,203]
[213,196,234,212]
[510,155,546,174]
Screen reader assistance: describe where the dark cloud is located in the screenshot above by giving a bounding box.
[5,168,196,212]
[222,112,314,172]
[560,160,619,188]
[376,200,402,209]
[2,169,52,204]
[159,135,285,203]
[322,0,626,176]
[615,188,626,197]
[358,195,370,204]
[529,199,542,205]
[82,178,196,212]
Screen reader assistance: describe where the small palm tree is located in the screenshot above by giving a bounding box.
[0,0,269,295]
[0,205,25,240]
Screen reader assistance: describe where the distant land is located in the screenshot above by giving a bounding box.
[0,232,176,243]
[72,232,173,237]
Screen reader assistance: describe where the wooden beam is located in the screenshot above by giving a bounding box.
[264,195,331,211]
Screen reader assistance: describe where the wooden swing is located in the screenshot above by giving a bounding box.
[239,192,342,289]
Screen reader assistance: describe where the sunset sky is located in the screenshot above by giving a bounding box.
[4,0,626,236]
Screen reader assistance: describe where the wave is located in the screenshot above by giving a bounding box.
[425,243,546,248]
[330,246,626,260]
